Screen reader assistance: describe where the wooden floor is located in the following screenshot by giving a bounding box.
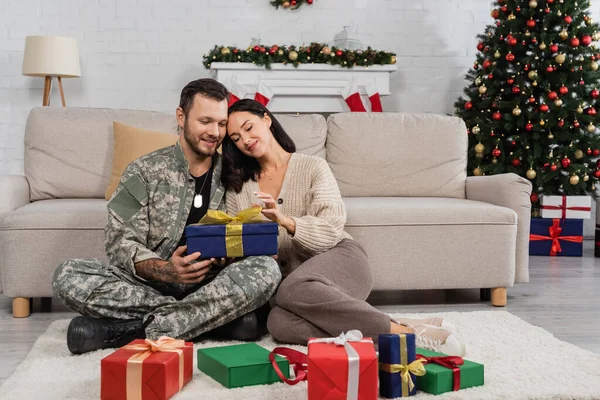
[1,241,599,386]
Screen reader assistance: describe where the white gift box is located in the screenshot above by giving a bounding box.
[540,195,592,219]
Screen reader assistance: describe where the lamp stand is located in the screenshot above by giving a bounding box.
[42,76,66,107]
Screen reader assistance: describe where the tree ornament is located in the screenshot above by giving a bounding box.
[559,30,569,40]
[550,44,559,53]
[540,104,549,112]
[577,105,584,113]
[475,143,484,153]
[473,167,483,176]
[492,148,501,157]
[558,119,565,127]
[539,42,547,50]
[591,61,599,71]
[594,170,600,179]
[288,50,298,61]
[282,1,291,7]
[506,53,515,62]
[570,175,580,185]
[527,19,536,28]
[531,192,539,203]
[465,101,473,110]
[574,120,580,128]
[559,86,568,95]
[584,174,590,181]
[528,70,538,80]
[483,60,492,68]
[561,157,571,168]
[335,49,343,57]
[494,50,501,59]
[548,91,558,100]
[595,149,600,156]
[587,107,597,116]
[582,35,593,46]
[390,56,397,65]
[322,46,332,55]
[278,49,284,56]
[564,15,573,24]
[592,89,599,98]
[587,17,595,26]
[491,9,500,18]
[493,112,502,120]
[253,45,261,52]
[548,132,555,139]
[512,158,521,167]
[479,85,488,94]
[529,0,538,7]
[512,86,521,94]
[220,47,231,55]
[529,96,536,103]
[508,37,518,46]
[546,65,555,73]
[507,78,515,85]
[555,54,566,64]
[575,149,584,159]
[571,37,580,47]
[540,119,546,126]
[508,13,516,21]
[477,42,484,51]
[588,123,596,133]
[526,169,537,179]
[472,125,481,134]
[526,122,534,131]
[513,106,522,115]
[550,164,558,171]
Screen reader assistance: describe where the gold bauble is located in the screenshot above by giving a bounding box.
[540,119,545,126]
[288,50,298,61]
[529,0,538,7]
[548,132,555,139]
[473,167,483,176]
[492,158,499,164]
[555,99,563,107]
[528,70,538,80]
[577,106,584,113]
[508,13,516,20]
[526,169,537,179]
[575,149,584,159]
[591,61,599,71]
[513,107,522,116]
[525,31,531,37]
[533,81,538,86]
[476,152,484,159]
[390,56,397,65]
[557,10,563,16]
[559,29,569,40]
[570,175,580,185]
[278,49,284,56]
[282,1,291,7]
[322,46,331,55]
[475,143,485,153]
[475,77,482,85]
[494,51,501,59]
[588,123,597,133]
[220,47,231,55]
[584,174,590,182]
[555,54,566,64]
[539,42,547,50]
[472,125,481,134]
[594,32,600,41]
[479,85,487,94]
[587,17,594,26]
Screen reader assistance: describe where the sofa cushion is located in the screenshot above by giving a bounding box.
[273,113,327,158]
[326,113,468,198]
[105,122,179,200]
[25,107,178,201]
[0,199,108,230]
[343,197,517,226]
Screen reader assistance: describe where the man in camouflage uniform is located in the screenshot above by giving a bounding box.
[52,79,281,355]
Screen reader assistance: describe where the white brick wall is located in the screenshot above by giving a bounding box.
[1,0,599,174]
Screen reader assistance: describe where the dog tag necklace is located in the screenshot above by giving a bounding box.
[193,169,210,208]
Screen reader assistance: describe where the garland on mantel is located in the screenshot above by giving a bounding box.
[270,0,313,9]
[203,42,397,70]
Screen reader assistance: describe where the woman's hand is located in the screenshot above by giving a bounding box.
[254,191,296,235]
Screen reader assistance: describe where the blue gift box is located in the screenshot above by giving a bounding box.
[185,222,278,259]
[378,333,419,398]
[529,218,583,257]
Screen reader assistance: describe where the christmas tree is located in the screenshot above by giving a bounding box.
[455,0,600,215]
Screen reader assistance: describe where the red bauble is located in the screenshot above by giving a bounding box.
[512,159,521,167]
[307,0,313,3]
[488,73,494,79]
[493,112,502,120]
[483,60,492,69]
[336,49,343,57]
[558,120,565,127]
[506,53,515,62]
[524,64,531,71]
[508,38,518,46]
[291,0,297,4]
[591,89,599,98]
[581,80,586,85]
[529,97,536,103]
[492,102,498,108]
[597,159,600,167]
[532,37,538,44]
[543,163,550,169]
[531,193,539,203]
[550,164,558,171]
[595,170,600,179]
[512,86,521,94]
[507,78,515,85]
[526,123,534,131]
[496,21,502,27]
[492,148,501,157]
[594,149,600,156]
[587,107,597,116]
[571,38,580,47]
[548,91,558,100]
[574,120,580,128]
[253,45,260,52]
[582,35,593,46]
[547,0,554,3]
[512,141,517,146]
[561,158,571,168]
[545,7,550,13]
[550,44,559,53]
[233,48,239,54]
[540,104,549,112]
[527,19,536,28]
[465,101,473,110]
[269,45,278,54]
[501,6,508,12]
[588,149,593,155]
[492,9,500,19]
[259,47,266,53]
[546,66,554,73]
[559,86,569,95]
[564,15,573,24]
[477,42,485,51]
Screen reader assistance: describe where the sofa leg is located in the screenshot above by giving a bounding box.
[480,288,491,301]
[13,297,31,318]
[491,288,507,307]
[41,297,52,312]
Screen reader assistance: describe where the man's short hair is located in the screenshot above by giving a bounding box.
[179,78,229,116]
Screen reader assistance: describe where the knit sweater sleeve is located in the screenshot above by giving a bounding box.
[291,157,347,258]
[225,189,241,216]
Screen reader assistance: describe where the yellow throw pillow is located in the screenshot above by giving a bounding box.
[105,121,179,200]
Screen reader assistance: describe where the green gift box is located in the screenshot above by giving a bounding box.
[415,348,484,395]
[197,343,290,388]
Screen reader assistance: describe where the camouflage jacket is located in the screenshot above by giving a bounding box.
[105,141,226,276]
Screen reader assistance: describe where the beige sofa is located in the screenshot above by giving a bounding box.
[0,107,532,317]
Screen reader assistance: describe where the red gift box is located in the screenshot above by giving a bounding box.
[101,337,193,400]
[307,330,378,400]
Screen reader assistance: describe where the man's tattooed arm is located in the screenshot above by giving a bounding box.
[134,258,179,282]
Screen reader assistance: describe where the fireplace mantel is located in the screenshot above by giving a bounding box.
[210,62,397,113]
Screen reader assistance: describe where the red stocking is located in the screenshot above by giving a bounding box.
[254,80,273,106]
[366,81,383,112]
[341,79,366,112]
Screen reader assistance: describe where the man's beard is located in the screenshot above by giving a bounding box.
[183,120,216,158]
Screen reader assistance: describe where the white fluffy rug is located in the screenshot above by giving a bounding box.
[1,311,600,400]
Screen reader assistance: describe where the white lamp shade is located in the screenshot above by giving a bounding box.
[22,36,81,78]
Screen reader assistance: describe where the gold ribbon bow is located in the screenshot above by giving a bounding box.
[122,336,187,400]
[194,206,263,257]
[379,359,426,393]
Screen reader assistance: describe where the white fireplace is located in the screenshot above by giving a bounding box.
[210,62,397,113]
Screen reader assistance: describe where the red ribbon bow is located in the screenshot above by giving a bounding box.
[529,219,583,256]
[540,195,591,220]
[416,354,464,392]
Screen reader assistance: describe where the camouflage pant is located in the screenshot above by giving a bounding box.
[52,256,281,340]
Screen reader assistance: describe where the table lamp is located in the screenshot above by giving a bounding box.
[22,36,81,106]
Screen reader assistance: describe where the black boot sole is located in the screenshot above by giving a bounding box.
[67,316,95,355]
